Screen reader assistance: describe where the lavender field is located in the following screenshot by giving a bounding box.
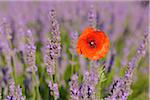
[0,1,149,100]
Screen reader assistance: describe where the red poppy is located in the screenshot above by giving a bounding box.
[77,27,110,60]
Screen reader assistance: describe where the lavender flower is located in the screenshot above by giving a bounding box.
[105,66,133,100]
[53,83,59,98]
[69,31,78,68]
[79,62,100,100]
[44,9,61,76]
[6,79,25,100]
[69,74,80,100]
[14,22,26,52]
[69,31,78,56]
[6,79,15,100]
[1,67,10,84]
[88,5,96,28]
[137,34,148,57]
[69,66,100,99]
[48,80,53,89]
[8,79,15,97]
[107,50,115,73]
[15,86,25,100]
[48,9,61,59]
[44,43,55,75]
[105,34,148,100]
[48,81,60,99]
[0,21,12,70]
[25,30,37,72]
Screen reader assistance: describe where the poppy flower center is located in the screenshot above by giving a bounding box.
[88,40,96,48]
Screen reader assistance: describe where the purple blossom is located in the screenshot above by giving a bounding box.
[69,74,80,100]
[1,67,10,85]
[14,22,26,52]
[44,9,61,76]
[44,42,55,75]
[69,31,78,56]
[25,30,37,72]
[79,62,100,100]
[0,20,12,69]
[137,34,148,57]
[15,86,25,100]
[9,79,15,96]
[105,77,132,100]
[88,5,96,28]
[6,79,25,100]
[48,9,61,58]
[105,34,148,100]
[53,83,59,98]
[48,81,59,99]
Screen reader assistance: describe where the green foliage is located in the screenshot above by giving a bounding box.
[97,66,107,99]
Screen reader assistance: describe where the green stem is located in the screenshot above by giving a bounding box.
[7,36,17,84]
[50,74,57,100]
[71,54,74,74]
[55,60,59,83]
[12,52,17,84]
[54,71,57,100]
[99,81,102,99]
[32,71,40,100]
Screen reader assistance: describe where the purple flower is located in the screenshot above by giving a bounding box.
[79,62,100,100]
[48,9,61,58]
[69,67,100,100]
[137,34,148,57]
[1,67,10,84]
[88,5,96,28]
[0,21,12,69]
[15,86,25,100]
[105,77,132,100]
[25,30,37,72]
[69,31,78,56]
[44,9,61,76]
[69,74,80,100]
[44,42,55,75]
[6,79,25,100]
[53,83,59,98]
[48,81,59,99]
[105,34,148,100]
[9,79,15,96]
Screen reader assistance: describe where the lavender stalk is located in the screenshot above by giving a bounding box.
[88,5,96,28]
[6,79,25,100]
[0,19,17,83]
[25,30,40,100]
[105,34,148,100]
[44,9,61,99]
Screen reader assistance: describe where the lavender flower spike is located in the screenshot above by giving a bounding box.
[9,79,15,97]
[53,83,59,99]
[5,79,25,100]
[44,43,55,75]
[79,62,100,100]
[105,34,148,100]
[69,74,80,100]
[88,5,96,28]
[44,9,61,76]
[15,86,25,100]
[5,79,15,100]
[26,30,37,72]
[48,81,60,99]
[48,9,61,59]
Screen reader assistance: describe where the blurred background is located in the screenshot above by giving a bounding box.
[0,1,149,100]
